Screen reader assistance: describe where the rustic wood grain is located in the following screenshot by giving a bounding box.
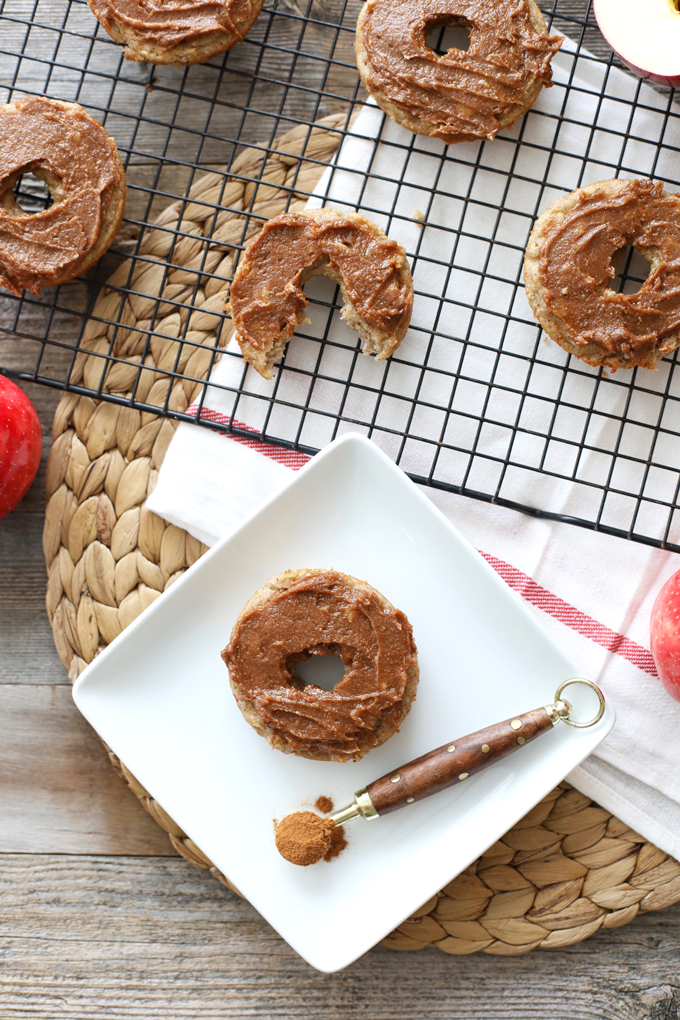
[0,853,679,1019]
[0,684,178,855]
[0,515,67,683]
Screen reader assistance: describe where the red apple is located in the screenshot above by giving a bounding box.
[593,0,680,88]
[650,569,680,701]
[0,375,43,519]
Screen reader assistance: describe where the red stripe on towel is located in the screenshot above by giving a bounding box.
[186,404,656,675]
[187,405,311,470]
[480,551,657,677]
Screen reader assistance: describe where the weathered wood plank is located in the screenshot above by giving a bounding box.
[0,684,178,855]
[0,513,66,683]
[0,853,679,1018]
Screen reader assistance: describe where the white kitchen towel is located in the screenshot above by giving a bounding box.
[148,39,680,858]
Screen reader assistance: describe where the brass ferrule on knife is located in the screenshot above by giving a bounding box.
[328,787,380,826]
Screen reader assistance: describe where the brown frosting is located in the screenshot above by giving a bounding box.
[222,570,418,760]
[0,97,121,296]
[538,180,680,360]
[229,211,412,352]
[359,0,562,143]
[88,0,256,50]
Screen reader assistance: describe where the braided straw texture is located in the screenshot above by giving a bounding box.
[43,115,680,955]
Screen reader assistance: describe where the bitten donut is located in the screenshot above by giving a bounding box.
[0,97,125,297]
[221,569,419,763]
[355,0,562,145]
[88,0,264,64]
[524,179,680,372]
[228,208,413,379]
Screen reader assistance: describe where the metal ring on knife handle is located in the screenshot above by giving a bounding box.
[330,678,606,824]
[553,677,606,728]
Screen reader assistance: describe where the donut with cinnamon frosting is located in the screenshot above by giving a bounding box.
[88,0,264,64]
[221,569,419,763]
[355,0,562,145]
[524,179,680,372]
[228,208,413,380]
[0,97,125,298]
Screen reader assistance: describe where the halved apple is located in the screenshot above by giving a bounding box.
[593,0,680,88]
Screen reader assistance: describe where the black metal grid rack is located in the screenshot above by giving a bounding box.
[2,0,680,550]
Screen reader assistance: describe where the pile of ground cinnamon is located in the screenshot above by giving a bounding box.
[275,811,334,866]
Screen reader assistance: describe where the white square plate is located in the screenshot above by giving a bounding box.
[73,433,614,972]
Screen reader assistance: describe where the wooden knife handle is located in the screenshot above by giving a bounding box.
[365,706,553,816]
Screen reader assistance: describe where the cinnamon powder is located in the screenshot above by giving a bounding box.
[275,811,334,866]
[274,807,348,866]
[325,823,347,862]
[314,795,347,860]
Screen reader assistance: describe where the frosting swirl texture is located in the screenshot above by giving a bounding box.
[88,0,260,54]
[356,0,562,143]
[222,569,419,762]
[229,209,413,378]
[528,179,680,369]
[0,97,123,296]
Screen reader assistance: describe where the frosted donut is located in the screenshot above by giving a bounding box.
[355,0,562,145]
[88,0,264,65]
[221,569,419,763]
[523,179,680,372]
[228,207,413,380]
[0,97,125,298]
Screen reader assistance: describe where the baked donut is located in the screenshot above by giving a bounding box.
[524,179,680,372]
[355,0,562,145]
[88,0,264,64]
[228,208,413,379]
[221,568,419,763]
[0,97,125,298]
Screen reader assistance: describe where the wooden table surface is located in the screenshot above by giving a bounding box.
[1,381,680,1019]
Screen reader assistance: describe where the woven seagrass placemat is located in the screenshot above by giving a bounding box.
[43,115,680,956]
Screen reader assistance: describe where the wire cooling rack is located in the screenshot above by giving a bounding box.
[2,0,680,550]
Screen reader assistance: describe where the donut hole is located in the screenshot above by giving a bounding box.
[289,649,346,692]
[609,244,653,295]
[13,172,53,213]
[425,18,471,56]
[0,167,65,217]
